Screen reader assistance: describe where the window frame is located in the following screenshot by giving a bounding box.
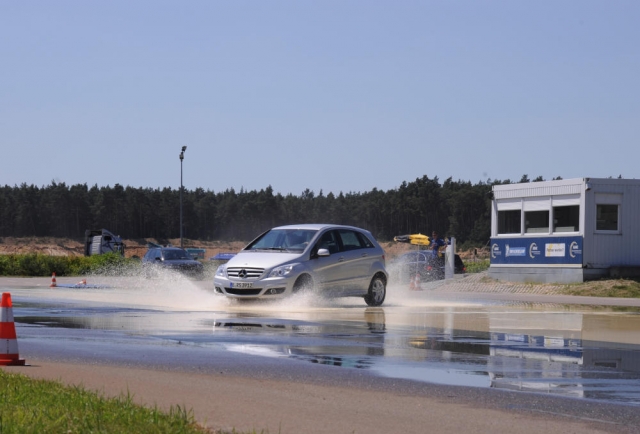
[595,204,620,233]
[495,195,582,237]
[552,204,580,233]
[524,209,550,234]
[497,209,522,235]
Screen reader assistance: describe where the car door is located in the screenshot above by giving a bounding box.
[308,230,349,293]
[333,229,375,296]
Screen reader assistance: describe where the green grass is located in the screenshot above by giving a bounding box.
[560,278,640,298]
[0,253,139,277]
[0,370,207,434]
[463,259,490,274]
[464,259,640,299]
[0,253,140,277]
[0,370,273,434]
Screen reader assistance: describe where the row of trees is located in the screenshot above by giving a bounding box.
[0,174,552,249]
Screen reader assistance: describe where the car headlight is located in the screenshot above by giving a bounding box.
[215,265,226,277]
[268,264,297,278]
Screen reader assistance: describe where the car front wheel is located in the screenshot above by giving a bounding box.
[292,274,314,294]
[364,274,386,306]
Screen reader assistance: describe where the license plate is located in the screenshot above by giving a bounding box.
[232,282,253,289]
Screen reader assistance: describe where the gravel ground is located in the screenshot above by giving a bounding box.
[435,272,569,295]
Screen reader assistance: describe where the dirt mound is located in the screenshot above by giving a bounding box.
[0,237,85,257]
[0,237,247,259]
[0,237,488,261]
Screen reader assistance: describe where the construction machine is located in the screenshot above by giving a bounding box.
[84,229,125,257]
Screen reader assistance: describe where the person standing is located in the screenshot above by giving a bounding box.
[430,231,446,258]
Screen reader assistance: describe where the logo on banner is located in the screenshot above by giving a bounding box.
[545,243,566,257]
[569,241,582,258]
[505,244,526,257]
[491,243,501,259]
[529,242,541,259]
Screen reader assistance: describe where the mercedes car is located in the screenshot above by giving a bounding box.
[213,224,388,306]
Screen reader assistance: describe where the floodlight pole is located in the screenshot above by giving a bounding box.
[179,146,187,248]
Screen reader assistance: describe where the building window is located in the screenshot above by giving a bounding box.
[553,205,579,232]
[497,210,521,234]
[596,204,619,231]
[524,210,549,234]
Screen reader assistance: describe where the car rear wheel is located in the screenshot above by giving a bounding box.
[365,274,386,306]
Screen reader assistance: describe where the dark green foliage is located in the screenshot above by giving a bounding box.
[464,259,490,274]
[0,253,137,277]
[0,175,531,246]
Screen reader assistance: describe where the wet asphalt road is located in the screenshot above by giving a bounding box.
[3,274,640,432]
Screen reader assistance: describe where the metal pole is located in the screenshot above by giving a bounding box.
[179,146,186,248]
[445,237,455,279]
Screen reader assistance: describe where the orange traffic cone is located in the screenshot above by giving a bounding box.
[0,293,26,366]
[50,272,57,288]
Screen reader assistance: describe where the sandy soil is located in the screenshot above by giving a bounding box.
[0,236,249,260]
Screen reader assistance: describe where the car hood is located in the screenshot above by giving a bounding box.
[226,251,303,269]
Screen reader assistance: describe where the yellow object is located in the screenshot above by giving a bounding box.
[393,233,431,246]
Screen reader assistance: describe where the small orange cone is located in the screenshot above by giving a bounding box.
[50,272,57,288]
[0,293,26,366]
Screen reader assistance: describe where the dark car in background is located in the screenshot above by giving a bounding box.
[392,250,465,283]
[142,246,204,278]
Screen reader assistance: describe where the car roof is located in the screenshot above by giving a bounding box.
[271,223,369,232]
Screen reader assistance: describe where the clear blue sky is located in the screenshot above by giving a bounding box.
[1,1,638,195]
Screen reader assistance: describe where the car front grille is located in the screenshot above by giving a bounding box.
[226,267,264,279]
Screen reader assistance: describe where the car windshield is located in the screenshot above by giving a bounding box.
[163,249,190,260]
[246,229,317,252]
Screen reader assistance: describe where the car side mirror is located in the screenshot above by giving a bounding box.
[317,248,330,257]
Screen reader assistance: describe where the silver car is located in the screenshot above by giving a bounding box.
[213,224,388,306]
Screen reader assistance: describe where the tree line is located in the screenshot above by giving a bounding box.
[0,174,553,249]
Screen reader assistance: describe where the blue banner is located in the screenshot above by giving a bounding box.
[490,236,583,265]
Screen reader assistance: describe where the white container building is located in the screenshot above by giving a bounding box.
[489,178,640,283]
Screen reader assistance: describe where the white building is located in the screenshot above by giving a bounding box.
[489,178,640,283]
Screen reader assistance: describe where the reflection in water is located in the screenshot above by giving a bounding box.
[211,307,640,405]
[213,308,387,369]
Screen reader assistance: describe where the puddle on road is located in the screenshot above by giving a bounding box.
[8,278,640,406]
[209,310,640,405]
